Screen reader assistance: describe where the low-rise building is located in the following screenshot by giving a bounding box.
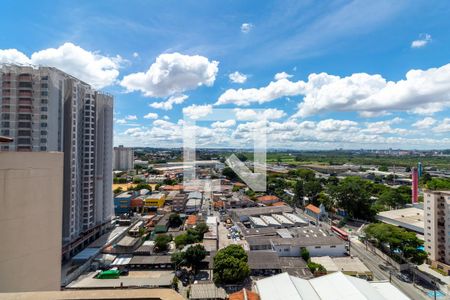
[310,256,372,280]
[114,191,136,215]
[154,214,171,233]
[143,193,166,211]
[230,206,293,222]
[257,195,280,205]
[255,272,410,300]
[375,206,424,234]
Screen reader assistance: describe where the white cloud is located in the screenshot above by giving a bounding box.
[133,52,139,58]
[411,34,432,48]
[143,112,158,119]
[217,63,450,117]
[433,118,450,133]
[211,120,236,128]
[0,43,122,89]
[316,119,359,132]
[150,94,188,110]
[182,104,212,120]
[234,108,286,121]
[163,115,170,120]
[116,119,127,124]
[362,118,407,135]
[412,117,436,128]
[125,115,137,121]
[216,78,304,106]
[120,52,219,97]
[274,72,293,81]
[241,23,254,33]
[229,71,247,84]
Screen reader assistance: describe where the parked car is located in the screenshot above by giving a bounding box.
[397,273,412,283]
[378,264,389,271]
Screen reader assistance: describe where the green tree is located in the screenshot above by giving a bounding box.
[154,234,172,252]
[364,223,426,264]
[300,248,310,261]
[174,234,189,249]
[184,244,207,273]
[378,188,407,209]
[213,245,250,284]
[293,180,305,207]
[317,192,334,211]
[132,183,152,192]
[171,251,185,269]
[378,165,389,172]
[113,187,123,194]
[304,179,323,200]
[169,213,183,228]
[222,167,239,181]
[330,177,374,220]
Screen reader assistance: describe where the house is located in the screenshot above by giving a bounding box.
[305,203,327,220]
[229,288,260,300]
[154,214,171,233]
[185,215,198,229]
[257,195,280,205]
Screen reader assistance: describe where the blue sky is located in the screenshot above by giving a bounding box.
[1,0,450,149]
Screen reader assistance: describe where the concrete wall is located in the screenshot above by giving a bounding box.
[0,152,63,292]
[273,244,347,257]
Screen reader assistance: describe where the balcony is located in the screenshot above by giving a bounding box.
[18,107,32,113]
[18,74,32,81]
[18,91,32,97]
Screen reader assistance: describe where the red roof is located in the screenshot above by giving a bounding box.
[186,215,197,225]
[229,288,260,300]
[305,204,321,214]
[161,184,183,191]
[214,201,225,208]
[271,201,286,206]
[233,182,247,187]
[257,195,279,202]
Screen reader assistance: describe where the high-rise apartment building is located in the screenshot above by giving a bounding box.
[424,190,450,274]
[113,144,134,170]
[0,64,114,256]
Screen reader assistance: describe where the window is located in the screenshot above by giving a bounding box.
[41,83,48,88]
[40,146,47,151]
[41,99,48,104]
[40,123,47,128]
[41,106,48,112]
[18,82,32,88]
[330,245,336,248]
[2,114,10,120]
[18,114,32,120]
[41,76,48,80]
[314,246,321,249]
[41,115,48,120]
[41,130,47,135]
[41,91,48,96]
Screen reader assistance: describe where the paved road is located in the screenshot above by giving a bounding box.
[350,238,430,300]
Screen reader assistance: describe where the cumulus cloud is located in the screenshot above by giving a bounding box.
[411,34,432,48]
[274,72,293,81]
[116,119,127,124]
[133,52,139,58]
[163,115,170,120]
[412,117,436,128]
[241,23,254,33]
[211,120,236,128]
[229,71,247,84]
[182,104,212,120]
[216,78,304,106]
[433,118,450,133]
[150,94,188,110]
[121,53,219,97]
[234,108,286,121]
[0,43,122,89]
[218,64,450,117]
[143,112,158,119]
[361,118,407,135]
[125,115,137,120]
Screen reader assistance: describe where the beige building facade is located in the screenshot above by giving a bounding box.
[424,190,450,274]
[0,152,63,292]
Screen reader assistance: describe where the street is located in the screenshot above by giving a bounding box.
[350,237,431,300]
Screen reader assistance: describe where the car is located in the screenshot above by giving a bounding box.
[396,273,412,283]
[378,264,389,271]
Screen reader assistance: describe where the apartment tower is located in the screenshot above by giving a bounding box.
[0,64,114,256]
[113,144,134,171]
[424,190,450,274]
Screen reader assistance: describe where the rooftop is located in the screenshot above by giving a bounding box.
[305,204,321,214]
[375,207,424,233]
[229,289,260,300]
[190,283,227,300]
[230,206,293,217]
[255,272,410,300]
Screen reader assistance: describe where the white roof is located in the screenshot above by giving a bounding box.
[206,216,217,225]
[256,272,320,300]
[260,215,281,226]
[256,272,410,300]
[283,212,308,224]
[272,214,293,225]
[249,216,267,227]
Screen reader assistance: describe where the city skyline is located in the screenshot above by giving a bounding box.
[1,1,450,150]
